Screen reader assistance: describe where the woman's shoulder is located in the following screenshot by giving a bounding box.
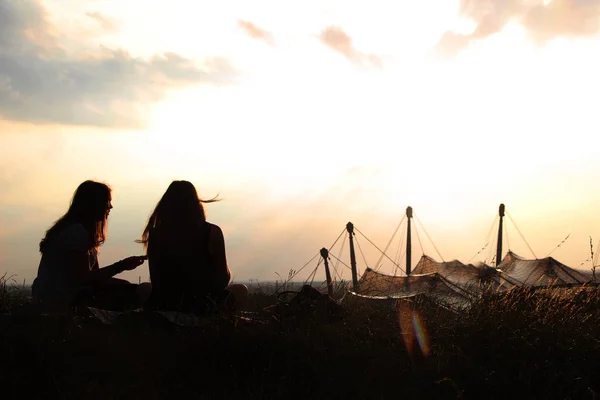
[205,221,221,230]
[205,221,218,230]
[205,221,223,237]
[54,223,91,252]
[206,222,225,250]
[148,223,209,247]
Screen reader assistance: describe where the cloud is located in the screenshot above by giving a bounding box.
[237,20,274,46]
[524,0,600,40]
[85,11,118,32]
[318,26,382,69]
[0,0,238,128]
[435,0,600,56]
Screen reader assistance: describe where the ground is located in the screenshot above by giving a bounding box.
[2,278,600,399]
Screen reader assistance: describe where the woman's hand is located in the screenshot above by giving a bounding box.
[119,255,148,271]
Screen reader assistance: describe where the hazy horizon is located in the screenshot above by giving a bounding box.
[2,0,600,284]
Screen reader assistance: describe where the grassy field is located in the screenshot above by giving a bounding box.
[2,274,600,399]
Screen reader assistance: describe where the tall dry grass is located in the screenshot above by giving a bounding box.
[0,273,29,313]
[1,284,600,399]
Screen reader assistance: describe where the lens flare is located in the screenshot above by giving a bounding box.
[397,300,431,359]
[412,312,430,357]
[397,300,415,357]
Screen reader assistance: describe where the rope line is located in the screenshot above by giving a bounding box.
[332,233,347,282]
[468,241,489,264]
[415,214,444,261]
[393,222,405,267]
[355,234,369,269]
[506,212,537,259]
[276,251,320,292]
[487,215,498,245]
[547,233,571,257]
[504,216,510,252]
[329,227,347,252]
[328,253,354,271]
[305,266,318,286]
[394,225,407,275]
[486,217,498,265]
[305,258,322,286]
[373,215,406,272]
[354,227,406,275]
[306,261,320,284]
[330,256,344,281]
[278,227,347,291]
[470,215,498,263]
[414,220,424,254]
[579,258,592,267]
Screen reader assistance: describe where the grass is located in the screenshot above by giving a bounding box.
[2,280,600,399]
[0,273,29,314]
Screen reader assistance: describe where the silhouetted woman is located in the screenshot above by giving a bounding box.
[140,180,247,313]
[33,180,151,311]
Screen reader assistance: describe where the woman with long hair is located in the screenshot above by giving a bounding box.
[33,180,151,311]
[140,180,247,313]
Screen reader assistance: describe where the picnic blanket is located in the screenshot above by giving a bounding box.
[87,307,268,327]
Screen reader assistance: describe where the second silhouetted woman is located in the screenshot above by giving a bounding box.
[140,180,247,313]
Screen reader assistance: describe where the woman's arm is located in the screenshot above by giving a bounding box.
[57,224,144,286]
[208,224,232,289]
[65,250,123,285]
[65,251,144,286]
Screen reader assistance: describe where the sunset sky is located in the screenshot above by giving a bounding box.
[2,0,600,285]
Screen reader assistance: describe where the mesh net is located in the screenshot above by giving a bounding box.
[412,255,520,292]
[498,251,595,287]
[352,252,597,309]
[357,268,472,310]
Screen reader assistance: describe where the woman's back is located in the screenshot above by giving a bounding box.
[147,221,231,311]
[34,223,97,301]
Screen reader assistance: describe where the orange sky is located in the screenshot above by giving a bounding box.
[2,0,600,284]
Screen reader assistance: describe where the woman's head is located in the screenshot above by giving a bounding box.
[140,180,219,249]
[69,180,113,222]
[40,180,112,253]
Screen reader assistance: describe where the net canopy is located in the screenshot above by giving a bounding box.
[498,251,595,287]
[412,255,521,293]
[356,268,472,310]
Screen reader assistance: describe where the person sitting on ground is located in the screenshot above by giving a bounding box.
[32,180,151,312]
[139,180,248,313]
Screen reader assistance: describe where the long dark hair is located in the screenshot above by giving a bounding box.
[139,180,219,250]
[39,180,112,253]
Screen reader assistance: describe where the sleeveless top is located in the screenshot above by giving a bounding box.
[147,221,228,311]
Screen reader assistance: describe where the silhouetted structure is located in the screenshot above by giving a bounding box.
[347,222,359,291]
[320,248,334,297]
[498,251,594,287]
[406,206,413,275]
[496,203,505,267]
[346,203,596,309]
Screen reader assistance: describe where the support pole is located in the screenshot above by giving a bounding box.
[406,206,413,276]
[496,203,505,267]
[346,222,359,292]
[320,248,334,297]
